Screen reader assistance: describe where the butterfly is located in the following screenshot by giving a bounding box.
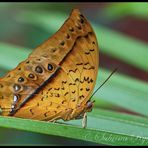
[0,9,99,128]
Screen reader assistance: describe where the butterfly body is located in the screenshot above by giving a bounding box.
[0,9,99,123]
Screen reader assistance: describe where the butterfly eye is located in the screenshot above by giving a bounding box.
[48,64,54,71]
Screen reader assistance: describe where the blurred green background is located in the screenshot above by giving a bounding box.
[0,2,148,146]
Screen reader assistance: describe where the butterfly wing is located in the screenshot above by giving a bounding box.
[0,9,99,121]
[14,9,99,121]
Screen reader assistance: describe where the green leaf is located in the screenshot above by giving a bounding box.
[15,10,148,71]
[0,42,30,70]
[93,25,148,72]
[94,68,148,117]
[0,108,148,146]
[104,2,148,19]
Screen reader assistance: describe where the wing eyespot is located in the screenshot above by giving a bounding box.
[60,41,65,46]
[66,34,70,39]
[13,84,21,92]
[18,77,25,83]
[69,27,74,32]
[26,61,30,64]
[18,67,21,71]
[47,63,54,72]
[75,23,82,30]
[0,84,3,88]
[6,74,11,78]
[35,66,43,74]
[51,48,57,53]
[28,73,35,79]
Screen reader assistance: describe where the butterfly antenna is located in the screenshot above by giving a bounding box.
[90,68,118,99]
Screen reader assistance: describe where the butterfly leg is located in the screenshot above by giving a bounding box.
[82,112,87,128]
[52,120,56,123]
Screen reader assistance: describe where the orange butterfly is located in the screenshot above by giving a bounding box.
[0,9,99,128]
